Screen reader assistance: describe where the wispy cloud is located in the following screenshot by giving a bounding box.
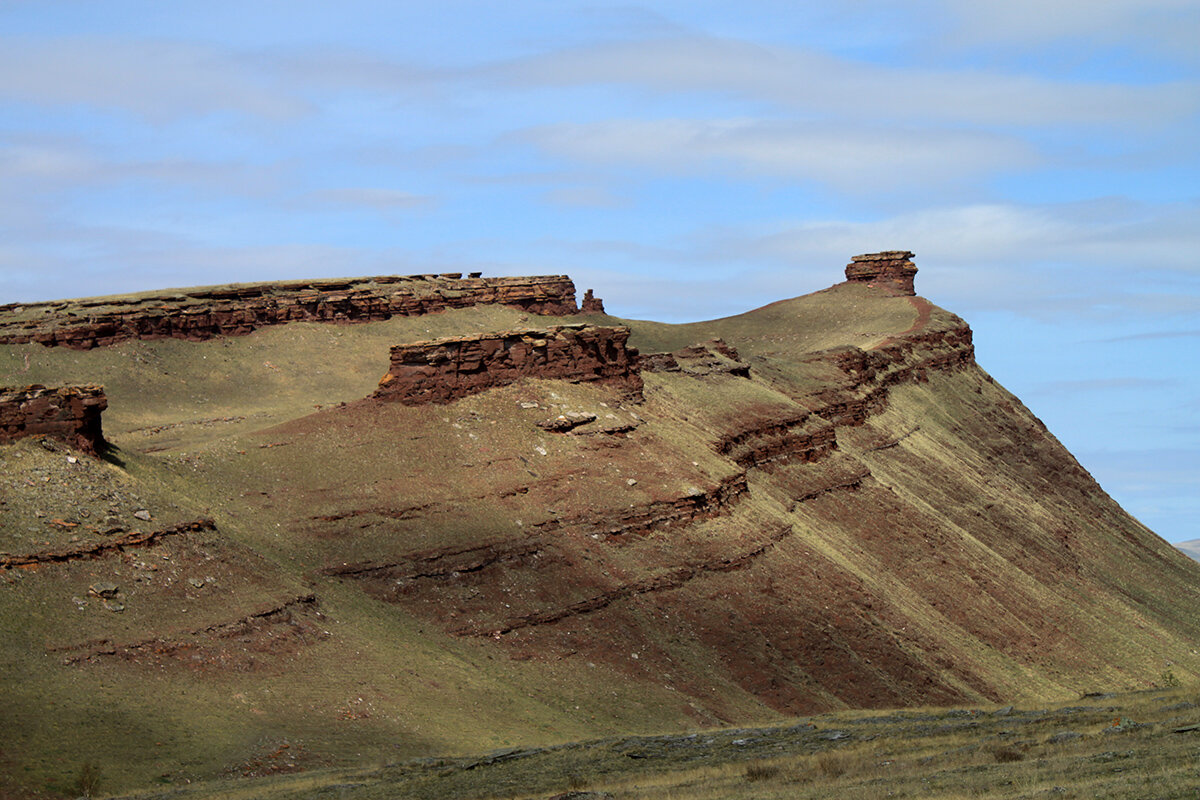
[537,199,1200,322]
[722,200,1200,306]
[308,187,433,210]
[493,36,1200,128]
[1097,330,1200,342]
[0,137,285,196]
[1035,377,1179,395]
[0,37,307,121]
[542,186,627,208]
[520,119,1036,193]
[941,0,1200,55]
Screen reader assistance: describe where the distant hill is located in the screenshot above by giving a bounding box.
[4,253,1199,798]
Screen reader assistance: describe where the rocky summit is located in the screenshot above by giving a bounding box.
[2,252,1199,798]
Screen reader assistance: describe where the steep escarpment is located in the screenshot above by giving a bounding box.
[0,384,107,454]
[0,273,579,349]
[295,269,1194,719]
[844,250,918,295]
[373,324,642,405]
[335,294,1004,713]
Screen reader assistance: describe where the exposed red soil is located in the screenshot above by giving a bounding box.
[325,309,992,713]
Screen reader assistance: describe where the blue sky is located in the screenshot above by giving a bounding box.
[1,1,1197,543]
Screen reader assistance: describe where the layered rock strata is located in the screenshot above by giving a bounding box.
[0,274,579,350]
[580,289,605,314]
[845,251,918,295]
[373,324,642,405]
[1,519,215,568]
[0,384,107,454]
[642,339,751,378]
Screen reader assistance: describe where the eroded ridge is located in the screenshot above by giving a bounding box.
[716,413,837,468]
[1,519,216,568]
[642,339,750,378]
[373,323,643,405]
[340,305,977,641]
[0,274,580,349]
[0,384,107,454]
[322,472,749,581]
[455,522,795,637]
[55,594,324,668]
[800,315,975,427]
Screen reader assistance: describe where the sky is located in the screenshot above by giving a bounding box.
[1,1,1197,543]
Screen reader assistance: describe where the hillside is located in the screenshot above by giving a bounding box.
[2,254,1198,798]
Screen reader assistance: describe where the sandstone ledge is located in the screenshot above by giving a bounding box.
[0,274,580,350]
[845,251,918,296]
[373,324,642,405]
[0,384,107,454]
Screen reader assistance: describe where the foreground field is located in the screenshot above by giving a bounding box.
[116,687,1200,800]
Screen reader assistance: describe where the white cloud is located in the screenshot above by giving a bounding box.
[494,36,1200,128]
[543,199,1200,322]
[0,37,307,121]
[940,0,1200,49]
[745,201,1200,271]
[0,236,397,303]
[0,138,286,204]
[0,141,98,180]
[520,118,1036,192]
[309,188,433,209]
[542,186,627,208]
[701,200,1200,318]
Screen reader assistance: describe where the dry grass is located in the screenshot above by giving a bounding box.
[109,687,1200,800]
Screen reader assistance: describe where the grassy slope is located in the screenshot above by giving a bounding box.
[116,686,1200,800]
[3,283,1199,797]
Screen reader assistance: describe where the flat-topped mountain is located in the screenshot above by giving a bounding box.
[3,253,1198,797]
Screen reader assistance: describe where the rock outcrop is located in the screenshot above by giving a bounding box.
[0,384,107,454]
[642,339,750,378]
[373,324,642,405]
[0,519,214,568]
[845,251,918,295]
[580,289,605,314]
[0,274,580,350]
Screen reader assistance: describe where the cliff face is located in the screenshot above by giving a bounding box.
[373,324,642,405]
[0,274,579,349]
[844,251,918,295]
[0,384,107,454]
[334,298,1005,714]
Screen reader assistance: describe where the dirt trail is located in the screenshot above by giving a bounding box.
[874,296,934,348]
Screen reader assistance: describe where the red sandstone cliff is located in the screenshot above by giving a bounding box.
[0,274,580,350]
[373,324,642,405]
[844,251,918,295]
[0,384,107,454]
[580,289,605,314]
